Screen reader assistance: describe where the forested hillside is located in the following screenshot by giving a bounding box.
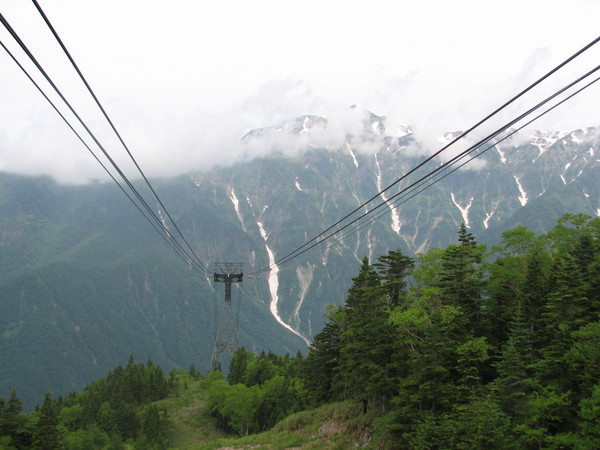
[2,214,598,448]
[1,124,598,410]
[202,213,600,448]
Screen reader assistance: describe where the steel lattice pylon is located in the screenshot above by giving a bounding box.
[210,262,243,373]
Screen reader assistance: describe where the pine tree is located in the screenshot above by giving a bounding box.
[577,383,600,448]
[485,226,538,346]
[189,363,199,379]
[539,250,592,393]
[568,321,600,399]
[228,347,254,385]
[337,257,396,412]
[242,352,274,387]
[303,305,343,404]
[139,404,164,445]
[32,392,61,450]
[374,249,414,307]
[522,243,550,336]
[0,389,24,444]
[493,304,539,421]
[437,223,485,333]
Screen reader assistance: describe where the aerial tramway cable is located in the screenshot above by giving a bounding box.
[2,4,598,278]
[30,0,206,273]
[0,9,207,274]
[255,36,600,275]
[285,72,600,269]
[0,38,201,269]
[249,36,600,275]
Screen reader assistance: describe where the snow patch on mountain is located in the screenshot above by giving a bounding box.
[451,193,474,228]
[513,176,529,206]
[227,187,246,232]
[300,116,313,134]
[294,263,315,332]
[157,209,168,230]
[402,209,422,250]
[569,128,589,145]
[346,142,359,168]
[495,145,507,164]
[483,200,500,229]
[321,245,331,265]
[393,123,413,139]
[367,226,374,261]
[528,130,568,159]
[257,221,308,343]
[374,154,401,234]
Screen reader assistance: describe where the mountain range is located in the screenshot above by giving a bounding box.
[1,112,598,408]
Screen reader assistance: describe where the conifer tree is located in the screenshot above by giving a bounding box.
[139,404,164,446]
[493,304,539,422]
[32,392,61,450]
[243,352,276,387]
[374,249,414,307]
[303,305,343,404]
[522,243,550,335]
[338,257,395,412]
[0,389,24,444]
[485,226,537,345]
[228,347,254,385]
[540,248,592,393]
[568,321,600,399]
[437,223,485,333]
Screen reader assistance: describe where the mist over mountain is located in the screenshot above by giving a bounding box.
[1,113,598,408]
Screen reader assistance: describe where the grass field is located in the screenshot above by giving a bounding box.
[154,372,387,449]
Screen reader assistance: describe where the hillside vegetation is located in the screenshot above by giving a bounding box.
[1,214,599,448]
[2,124,599,410]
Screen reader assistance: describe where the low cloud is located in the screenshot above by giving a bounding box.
[1,49,597,184]
[1,0,598,184]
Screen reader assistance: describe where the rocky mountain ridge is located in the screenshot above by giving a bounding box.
[0,113,598,408]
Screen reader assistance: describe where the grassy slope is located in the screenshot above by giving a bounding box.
[157,372,385,449]
[153,372,227,448]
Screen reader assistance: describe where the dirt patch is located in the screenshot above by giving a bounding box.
[318,420,346,438]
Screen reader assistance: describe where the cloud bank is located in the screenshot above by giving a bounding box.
[1,0,599,183]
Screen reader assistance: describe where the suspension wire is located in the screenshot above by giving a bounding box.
[0,12,206,273]
[0,38,195,266]
[396,76,600,209]
[0,45,206,276]
[264,72,600,274]
[0,14,161,237]
[30,0,206,273]
[255,36,600,275]
[249,63,600,275]
[316,73,600,261]
[3,5,597,277]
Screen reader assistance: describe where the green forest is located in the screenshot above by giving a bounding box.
[1,213,599,449]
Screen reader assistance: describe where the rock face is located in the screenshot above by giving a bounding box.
[0,113,598,408]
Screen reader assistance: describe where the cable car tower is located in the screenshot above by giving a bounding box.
[210,262,243,372]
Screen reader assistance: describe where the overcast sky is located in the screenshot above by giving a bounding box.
[1,0,599,183]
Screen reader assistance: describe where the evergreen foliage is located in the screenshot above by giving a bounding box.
[303,216,600,447]
[1,214,599,447]
[0,357,173,448]
[206,350,308,435]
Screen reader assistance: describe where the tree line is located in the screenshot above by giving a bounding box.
[0,357,175,449]
[1,213,599,448]
[207,213,600,448]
